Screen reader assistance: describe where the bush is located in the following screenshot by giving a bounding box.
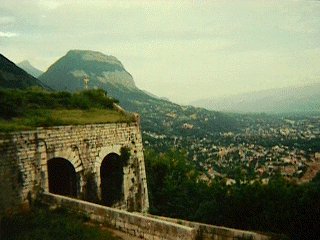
[0,89,26,118]
[120,146,131,165]
[0,88,119,120]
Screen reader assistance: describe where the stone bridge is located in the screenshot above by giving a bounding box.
[0,122,149,212]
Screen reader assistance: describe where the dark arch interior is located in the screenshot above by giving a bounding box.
[47,158,77,197]
[100,153,123,206]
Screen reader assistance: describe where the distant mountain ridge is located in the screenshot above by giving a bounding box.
[17,60,43,78]
[192,84,320,113]
[0,54,47,89]
[39,49,239,135]
[38,49,176,112]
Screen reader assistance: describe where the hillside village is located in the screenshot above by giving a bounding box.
[143,113,320,183]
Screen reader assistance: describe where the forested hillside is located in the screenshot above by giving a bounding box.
[0,54,47,90]
[145,149,320,240]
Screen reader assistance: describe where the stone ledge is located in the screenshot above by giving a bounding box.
[41,192,196,240]
[148,215,283,240]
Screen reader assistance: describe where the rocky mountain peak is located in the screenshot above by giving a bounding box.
[17,60,43,78]
[66,50,124,67]
[39,50,136,92]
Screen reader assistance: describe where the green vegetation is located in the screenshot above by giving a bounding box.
[120,146,131,165]
[145,149,320,240]
[0,88,134,131]
[82,170,99,204]
[0,207,121,240]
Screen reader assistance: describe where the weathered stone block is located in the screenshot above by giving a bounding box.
[0,122,149,213]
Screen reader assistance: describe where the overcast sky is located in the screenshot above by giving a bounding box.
[1,0,320,104]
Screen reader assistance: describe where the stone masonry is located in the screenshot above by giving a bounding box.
[0,122,149,213]
[42,192,279,240]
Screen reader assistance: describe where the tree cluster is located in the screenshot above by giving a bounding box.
[145,149,320,240]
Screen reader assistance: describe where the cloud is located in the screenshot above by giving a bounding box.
[1,0,319,103]
[37,0,64,10]
[276,2,320,34]
[0,16,15,25]
[0,31,18,37]
[279,16,319,34]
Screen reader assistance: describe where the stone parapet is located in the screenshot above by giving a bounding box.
[148,215,284,240]
[41,193,195,240]
[41,193,283,240]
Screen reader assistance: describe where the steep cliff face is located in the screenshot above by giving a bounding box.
[39,50,136,92]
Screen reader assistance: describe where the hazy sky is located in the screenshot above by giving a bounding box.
[1,0,320,104]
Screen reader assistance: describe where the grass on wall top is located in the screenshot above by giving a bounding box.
[0,88,135,132]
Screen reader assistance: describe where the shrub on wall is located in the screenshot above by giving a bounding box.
[120,146,131,166]
[82,171,99,204]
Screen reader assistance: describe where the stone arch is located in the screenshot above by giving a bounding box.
[95,145,122,189]
[42,148,83,194]
[48,148,83,173]
[95,145,122,169]
[47,158,77,197]
[100,152,124,207]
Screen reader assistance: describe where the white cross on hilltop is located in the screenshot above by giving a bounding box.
[83,76,90,89]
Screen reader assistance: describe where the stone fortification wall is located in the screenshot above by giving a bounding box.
[42,192,196,240]
[42,193,281,240]
[147,215,278,240]
[0,122,149,213]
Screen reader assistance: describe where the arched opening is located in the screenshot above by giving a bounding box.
[47,158,77,197]
[100,153,123,206]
